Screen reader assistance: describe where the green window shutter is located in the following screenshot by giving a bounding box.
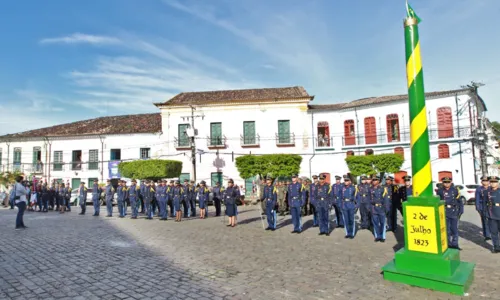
[211,172,223,187]
[210,123,222,145]
[89,150,98,170]
[53,151,63,171]
[71,178,81,190]
[13,148,21,164]
[179,173,190,182]
[178,124,190,147]
[278,120,290,144]
[243,121,256,144]
[88,178,98,188]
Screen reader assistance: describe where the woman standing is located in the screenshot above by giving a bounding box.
[172,180,185,222]
[58,183,66,213]
[223,179,240,227]
[197,181,210,219]
[13,175,28,230]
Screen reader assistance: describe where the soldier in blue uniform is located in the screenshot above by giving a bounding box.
[437,177,463,250]
[78,182,88,215]
[197,181,210,219]
[128,179,140,219]
[331,175,344,228]
[398,176,413,216]
[385,176,399,232]
[476,176,491,241]
[167,180,175,217]
[340,176,358,239]
[213,182,223,217]
[262,177,277,231]
[309,175,319,227]
[143,181,155,219]
[370,176,390,242]
[105,180,115,217]
[171,180,185,222]
[91,180,102,216]
[123,180,130,217]
[288,174,304,234]
[41,183,49,212]
[182,179,190,218]
[223,179,240,227]
[157,180,168,220]
[357,175,372,230]
[116,181,124,218]
[316,175,332,236]
[487,176,500,253]
[139,180,145,214]
[188,180,196,217]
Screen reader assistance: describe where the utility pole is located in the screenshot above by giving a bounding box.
[182,105,204,183]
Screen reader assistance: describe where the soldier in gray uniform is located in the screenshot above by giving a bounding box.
[105,180,115,217]
[78,182,88,215]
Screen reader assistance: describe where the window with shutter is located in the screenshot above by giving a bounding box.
[278,120,291,144]
[344,120,355,146]
[53,151,63,171]
[210,123,223,146]
[317,121,330,147]
[438,144,450,158]
[386,114,400,142]
[243,121,256,145]
[178,124,190,147]
[437,107,454,138]
[89,150,98,170]
[364,117,377,144]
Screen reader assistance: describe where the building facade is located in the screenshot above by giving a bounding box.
[0,86,493,194]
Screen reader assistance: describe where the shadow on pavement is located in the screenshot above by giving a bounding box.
[391,227,406,252]
[459,220,492,251]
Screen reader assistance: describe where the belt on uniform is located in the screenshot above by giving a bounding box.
[375,204,382,207]
[446,205,456,208]
[490,203,500,207]
[362,194,366,197]
[292,197,298,199]
[320,198,325,200]
[344,199,351,202]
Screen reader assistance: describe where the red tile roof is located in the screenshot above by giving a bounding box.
[1,113,161,139]
[155,86,312,106]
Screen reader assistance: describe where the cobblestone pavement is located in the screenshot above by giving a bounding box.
[1,205,499,300]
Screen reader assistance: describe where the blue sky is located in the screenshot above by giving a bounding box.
[0,0,498,135]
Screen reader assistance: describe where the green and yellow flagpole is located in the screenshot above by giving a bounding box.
[382,2,475,295]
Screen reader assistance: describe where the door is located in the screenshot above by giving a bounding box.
[71,178,81,190]
[244,176,257,196]
[438,171,453,182]
[88,178,98,188]
[278,120,290,144]
[243,121,256,145]
[437,107,453,138]
[179,173,190,183]
[364,117,377,144]
[344,120,355,146]
[394,171,408,184]
[211,172,223,187]
[210,123,222,145]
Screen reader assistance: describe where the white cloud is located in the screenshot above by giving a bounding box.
[40,33,121,45]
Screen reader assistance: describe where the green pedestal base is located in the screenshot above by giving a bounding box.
[382,248,475,295]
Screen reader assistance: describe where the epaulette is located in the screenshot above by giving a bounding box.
[300,184,305,192]
[327,185,332,194]
[180,187,184,193]
[383,187,388,197]
[220,187,225,192]
[273,186,277,194]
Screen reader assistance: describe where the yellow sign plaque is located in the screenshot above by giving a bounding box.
[406,206,438,254]
[439,205,448,252]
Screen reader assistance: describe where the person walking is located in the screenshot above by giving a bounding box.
[13,175,29,230]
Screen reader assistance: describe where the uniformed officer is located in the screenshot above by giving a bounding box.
[105,180,115,217]
[171,180,185,222]
[302,178,310,216]
[139,180,145,214]
[340,176,358,239]
[309,175,319,227]
[331,175,344,228]
[370,176,390,242]
[316,175,332,236]
[188,180,196,217]
[196,181,209,219]
[213,182,223,217]
[487,176,500,253]
[158,180,168,220]
[168,180,175,217]
[398,176,413,216]
[128,179,140,219]
[116,181,125,218]
[357,175,371,230]
[78,182,88,215]
[123,180,130,217]
[385,176,400,232]
[143,181,155,219]
[91,180,102,216]
[65,183,72,212]
[277,181,287,216]
[224,179,240,227]
[476,176,491,241]
[182,179,190,218]
[57,183,67,213]
[41,183,49,212]
[437,177,463,250]
[288,174,305,234]
[262,177,278,231]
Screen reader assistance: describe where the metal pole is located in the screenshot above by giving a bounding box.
[455,95,465,184]
[190,105,197,183]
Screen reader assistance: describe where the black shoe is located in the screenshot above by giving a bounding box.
[271,228,276,231]
[318,232,324,235]
[78,213,84,215]
[22,226,28,229]
[291,231,297,234]
[325,233,330,236]
[265,227,271,231]
[349,236,354,239]
[345,235,349,239]
[380,239,386,243]
[492,247,500,253]
[296,231,301,234]
[485,237,492,241]
[374,238,379,242]
[15,226,24,230]
[106,215,112,217]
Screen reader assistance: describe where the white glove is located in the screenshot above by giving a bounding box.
[271,210,274,213]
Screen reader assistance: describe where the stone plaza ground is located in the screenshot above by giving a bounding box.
[1,205,499,300]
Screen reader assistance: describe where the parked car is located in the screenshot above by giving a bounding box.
[455,184,479,205]
[69,189,117,206]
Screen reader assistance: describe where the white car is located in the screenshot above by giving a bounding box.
[455,184,479,205]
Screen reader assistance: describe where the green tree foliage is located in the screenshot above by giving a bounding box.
[235,154,302,179]
[0,171,23,189]
[118,159,182,180]
[491,121,500,139]
[345,154,404,176]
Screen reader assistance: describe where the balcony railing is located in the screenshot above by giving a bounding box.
[174,137,191,150]
[316,136,333,148]
[207,135,227,149]
[240,134,260,147]
[2,163,44,174]
[341,127,473,147]
[71,161,83,171]
[276,133,295,146]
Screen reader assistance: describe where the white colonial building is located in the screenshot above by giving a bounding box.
[0,86,495,195]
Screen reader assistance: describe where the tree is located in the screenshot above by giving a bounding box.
[491,121,500,139]
[345,154,404,177]
[118,159,183,181]
[0,171,23,189]
[235,154,302,179]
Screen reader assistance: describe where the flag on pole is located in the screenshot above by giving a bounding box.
[406,1,422,23]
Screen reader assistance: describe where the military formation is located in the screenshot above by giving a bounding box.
[14,172,500,253]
